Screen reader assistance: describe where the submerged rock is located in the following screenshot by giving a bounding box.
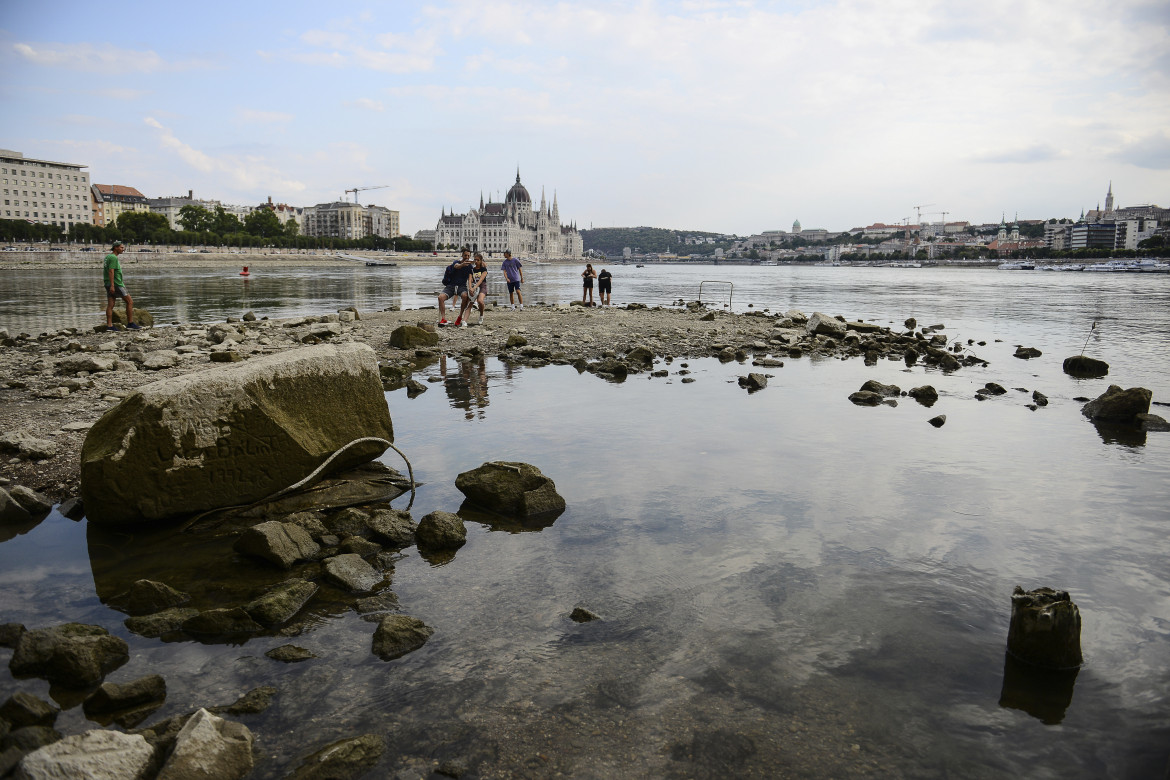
[9,623,129,687]
[1014,346,1042,359]
[124,608,199,639]
[859,379,900,397]
[288,733,385,780]
[112,580,190,617]
[81,342,394,527]
[82,675,167,722]
[244,579,318,627]
[455,462,566,518]
[1081,385,1152,423]
[181,608,263,636]
[1137,413,1170,432]
[908,385,938,406]
[0,692,58,729]
[1062,355,1109,378]
[928,415,947,428]
[372,615,434,661]
[848,391,883,406]
[738,373,767,391]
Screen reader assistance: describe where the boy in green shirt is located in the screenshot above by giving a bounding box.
[103,240,140,329]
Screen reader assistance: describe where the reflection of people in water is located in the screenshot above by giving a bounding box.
[439,353,490,420]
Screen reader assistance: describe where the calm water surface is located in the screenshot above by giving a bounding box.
[1,264,1168,777]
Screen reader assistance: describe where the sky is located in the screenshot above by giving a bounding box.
[2,0,1168,236]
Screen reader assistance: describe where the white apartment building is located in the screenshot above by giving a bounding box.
[302,202,400,239]
[0,148,92,229]
[92,184,150,227]
[149,190,223,229]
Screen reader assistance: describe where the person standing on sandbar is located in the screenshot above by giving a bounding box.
[104,240,140,330]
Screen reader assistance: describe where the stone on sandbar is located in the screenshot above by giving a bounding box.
[1081,385,1151,423]
[80,342,394,526]
[455,461,566,517]
[389,325,439,348]
[1062,355,1108,378]
[805,312,847,338]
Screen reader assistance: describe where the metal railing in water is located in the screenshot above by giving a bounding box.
[698,280,734,309]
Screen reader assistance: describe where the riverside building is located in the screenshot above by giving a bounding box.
[0,148,92,229]
[91,184,150,228]
[433,170,583,258]
[302,201,399,239]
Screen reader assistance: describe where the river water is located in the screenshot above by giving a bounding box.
[1,263,1168,778]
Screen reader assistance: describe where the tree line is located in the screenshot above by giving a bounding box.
[0,204,433,251]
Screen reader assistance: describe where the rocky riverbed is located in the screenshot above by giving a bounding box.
[0,301,995,504]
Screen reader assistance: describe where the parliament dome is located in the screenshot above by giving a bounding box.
[505,171,531,205]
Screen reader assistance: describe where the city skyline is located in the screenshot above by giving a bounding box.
[2,1,1168,236]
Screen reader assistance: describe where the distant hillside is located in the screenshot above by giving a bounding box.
[581,227,731,256]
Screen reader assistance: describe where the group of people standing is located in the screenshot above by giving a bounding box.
[437,249,525,328]
[438,251,615,325]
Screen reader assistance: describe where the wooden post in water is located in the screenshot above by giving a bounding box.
[1006,586,1083,669]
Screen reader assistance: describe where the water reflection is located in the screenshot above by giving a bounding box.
[998,652,1079,725]
[438,354,490,419]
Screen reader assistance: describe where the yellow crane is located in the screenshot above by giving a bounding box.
[344,185,390,203]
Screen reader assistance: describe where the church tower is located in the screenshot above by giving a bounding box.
[1104,182,1114,215]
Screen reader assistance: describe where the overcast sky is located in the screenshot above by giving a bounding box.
[3,1,1168,235]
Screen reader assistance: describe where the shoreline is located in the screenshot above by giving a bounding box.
[0,302,925,504]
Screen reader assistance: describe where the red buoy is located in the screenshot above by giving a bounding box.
[240,266,250,276]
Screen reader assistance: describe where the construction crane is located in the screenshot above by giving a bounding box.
[911,203,935,229]
[344,185,390,204]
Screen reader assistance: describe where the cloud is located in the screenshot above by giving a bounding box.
[144,117,306,194]
[1109,131,1170,170]
[237,109,295,124]
[969,144,1070,164]
[12,42,208,73]
[346,98,385,111]
[92,88,150,101]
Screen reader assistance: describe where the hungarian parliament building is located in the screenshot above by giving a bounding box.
[433,171,583,258]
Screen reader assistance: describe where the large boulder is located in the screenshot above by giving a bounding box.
[80,342,394,526]
[805,312,847,338]
[156,708,253,780]
[416,511,466,551]
[1081,385,1152,423]
[1063,355,1108,378]
[9,623,128,687]
[455,462,566,518]
[388,325,439,349]
[13,729,154,780]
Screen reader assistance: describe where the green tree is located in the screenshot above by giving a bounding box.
[212,206,244,235]
[244,208,285,238]
[178,204,215,233]
[284,219,300,238]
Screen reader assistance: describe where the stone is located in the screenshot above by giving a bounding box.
[0,693,58,729]
[157,708,253,780]
[244,579,318,627]
[859,379,900,397]
[848,391,884,406]
[505,333,528,348]
[806,312,847,338]
[1006,586,1083,669]
[1062,355,1109,378]
[56,354,117,375]
[737,373,767,391]
[845,321,882,333]
[416,511,467,551]
[324,507,371,537]
[288,733,384,780]
[982,382,1007,396]
[699,311,715,321]
[1137,413,1170,432]
[1,488,33,525]
[9,623,129,687]
[908,385,938,406]
[112,308,154,328]
[784,309,808,323]
[570,606,601,623]
[13,729,153,780]
[0,623,27,648]
[455,461,566,518]
[372,615,434,661]
[340,536,382,556]
[8,487,52,517]
[209,351,243,363]
[625,345,654,364]
[389,325,439,349]
[283,511,328,538]
[81,342,394,526]
[265,645,316,663]
[124,608,200,639]
[0,432,60,461]
[58,497,85,520]
[365,508,416,548]
[323,554,383,593]
[4,726,61,755]
[114,580,190,616]
[928,415,946,428]
[1014,346,1043,359]
[141,350,180,370]
[233,521,320,569]
[181,608,263,636]
[404,379,427,396]
[1032,391,1049,407]
[904,317,917,329]
[903,348,919,366]
[1081,385,1152,423]
[82,675,166,719]
[242,311,257,322]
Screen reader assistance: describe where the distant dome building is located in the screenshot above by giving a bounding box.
[792,219,802,234]
[434,169,582,258]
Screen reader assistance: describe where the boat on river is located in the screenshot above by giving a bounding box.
[997,261,1035,270]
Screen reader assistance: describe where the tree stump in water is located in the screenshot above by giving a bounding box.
[1006,586,1083,669]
